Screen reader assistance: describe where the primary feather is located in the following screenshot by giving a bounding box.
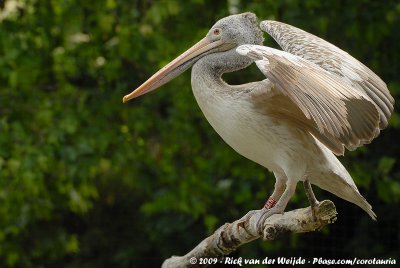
[260,20,394,130]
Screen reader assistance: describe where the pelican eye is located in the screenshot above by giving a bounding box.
[213,28,221,35]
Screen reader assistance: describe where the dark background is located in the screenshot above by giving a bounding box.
[0,0,399,267]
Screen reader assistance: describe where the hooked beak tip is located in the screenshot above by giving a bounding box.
[122,95,130,103]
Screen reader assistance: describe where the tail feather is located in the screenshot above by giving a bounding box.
[310,171,377,220]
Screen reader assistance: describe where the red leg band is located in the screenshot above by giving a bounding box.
[264,198,277,209]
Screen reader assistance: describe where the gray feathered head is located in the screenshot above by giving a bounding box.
[210,12,264,46]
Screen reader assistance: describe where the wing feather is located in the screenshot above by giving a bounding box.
[237,45,380,154]
[260,20,394,129]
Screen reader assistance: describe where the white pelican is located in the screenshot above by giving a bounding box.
[123,13,394,229]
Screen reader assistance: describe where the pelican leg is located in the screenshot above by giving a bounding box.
[303,178,319,220]
[264,172,286,209]
[256,180,297,233]
[238,172,286,228]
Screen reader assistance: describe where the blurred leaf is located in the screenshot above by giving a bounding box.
[378,157,396,175]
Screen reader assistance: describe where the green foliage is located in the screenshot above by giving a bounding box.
[0,0,399,267]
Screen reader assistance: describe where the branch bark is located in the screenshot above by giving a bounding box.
[162,200,337,268]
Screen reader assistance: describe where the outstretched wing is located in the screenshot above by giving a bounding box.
[237,45,380,155]
[261,20,394,129]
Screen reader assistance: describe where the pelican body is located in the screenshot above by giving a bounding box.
[124,13,394,222]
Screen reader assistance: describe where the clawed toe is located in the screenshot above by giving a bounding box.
[237,210,258,229]
[256,208,270,233]
[255,207,282,234]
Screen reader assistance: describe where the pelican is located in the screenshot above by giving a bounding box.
[123,13,394,228]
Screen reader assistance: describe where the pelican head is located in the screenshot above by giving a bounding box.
[123,12,263,102]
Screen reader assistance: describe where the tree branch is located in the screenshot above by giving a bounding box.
[162,200,337,268]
